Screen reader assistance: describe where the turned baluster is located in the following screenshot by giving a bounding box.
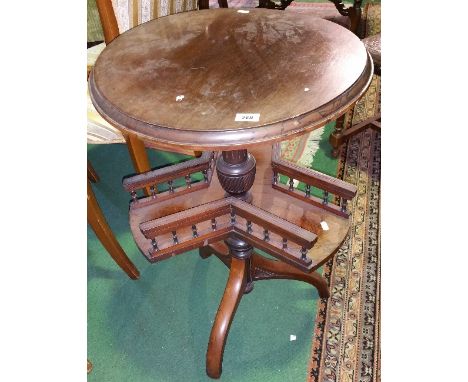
[263,229,270,242]
[246,221,253,233]
[341,198,348,213]
[130,190,137,202]
[322,190,329,205]
[211,218,217,230]
[282,238,288,249]
[289,177,295,191]
[150,185,157,198]
[185,174,192,188]
[192,224,198,238]
[203,169,209,183]
[230,210,236,224]
[168,179,174,193]
[301,247,307,260]
[273,171,279,185]
[172,231,179,244]
[151,238,159,251]
[210,152,215,166]
[305,184,311,198]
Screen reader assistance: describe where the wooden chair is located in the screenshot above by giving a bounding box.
[327,0,363,35]
[87,0,207,179]
[219,1,363,36]
[88,161,140,279]
[283,2,351,30]
[87,0,216,278]
[329,32,381,157]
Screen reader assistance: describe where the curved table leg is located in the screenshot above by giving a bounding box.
[206,256,248,379]
[203,242,329,298]
[252,254,329,298]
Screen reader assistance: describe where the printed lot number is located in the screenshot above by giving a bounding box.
[235,113,260,122]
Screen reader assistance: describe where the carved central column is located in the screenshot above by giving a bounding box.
[217,150,257,295]
[216,149,256,203]
[225,235,254,293]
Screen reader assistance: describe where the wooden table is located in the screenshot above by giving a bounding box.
[89,8,372,378]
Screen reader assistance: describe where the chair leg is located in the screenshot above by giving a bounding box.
[206,256,248,379]
[199,0,209,9]
[340,113,381,141]
[349,4,362,36]
[329,112,348,158]
[125,133,152,196]
[87,160,100,183]
[330,107,380,158]
[87,180,140,279]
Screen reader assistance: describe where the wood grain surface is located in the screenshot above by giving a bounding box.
[89,8,373,150]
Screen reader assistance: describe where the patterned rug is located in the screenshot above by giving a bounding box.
[308,4,381,382]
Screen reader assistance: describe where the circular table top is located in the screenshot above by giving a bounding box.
[89,8,373,151]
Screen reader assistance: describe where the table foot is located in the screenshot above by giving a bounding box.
[206,254,249,379]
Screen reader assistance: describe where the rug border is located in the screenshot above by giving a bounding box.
[306,3,382,381]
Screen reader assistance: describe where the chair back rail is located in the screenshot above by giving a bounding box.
[96,0,119,44]
[96,0,203,45]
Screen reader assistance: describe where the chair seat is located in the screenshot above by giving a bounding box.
[87,42,106,76]
[362,33,381,70]
[87,43,126,144]
[87,89,126,144]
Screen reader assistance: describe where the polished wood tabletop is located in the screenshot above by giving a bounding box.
[89,8,372,151]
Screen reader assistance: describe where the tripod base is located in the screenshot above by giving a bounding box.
[200,240,329,379]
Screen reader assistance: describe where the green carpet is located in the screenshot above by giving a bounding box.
[88,120,338,381]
